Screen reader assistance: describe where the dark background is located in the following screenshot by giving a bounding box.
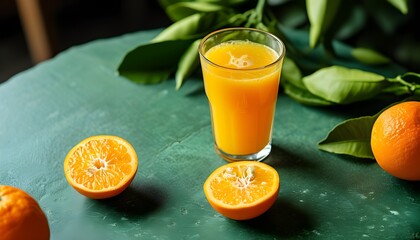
[0,0,172,83]
[1,0,419,84]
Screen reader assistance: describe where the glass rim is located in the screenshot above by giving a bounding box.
[198,27,286,71]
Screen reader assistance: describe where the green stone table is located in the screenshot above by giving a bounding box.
[0,29,419,240]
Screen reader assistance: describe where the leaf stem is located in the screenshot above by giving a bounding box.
[255,0,266,23]
[244,0,266,28]
[386,75,420,94]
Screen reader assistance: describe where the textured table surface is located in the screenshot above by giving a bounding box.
[0,29,419,240]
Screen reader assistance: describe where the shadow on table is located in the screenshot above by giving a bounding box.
[94,183,166,217]
[265,145,319,170]
[184,79,205,97]
[236,197,314,238]
[393,177,420,193]
[231,145,315,237]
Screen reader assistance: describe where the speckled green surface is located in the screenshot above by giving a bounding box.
[0,29,419,240]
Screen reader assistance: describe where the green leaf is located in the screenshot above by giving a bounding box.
[281,57,334,106]
[118,10,246,86]
[152,12,234,42]
[306,0,341,48]
[351,48,391,65]
[387,0,408,14]
[283,82,334,106]
[334,4,366,40]
[160,0,250,8]
[281,57,303,86]
[272,2,308,28]
[118,39,195,84]
[303,66,388,104]
[175,39,201,90]
[165,2,226,21]
[364,0,406,34]
[152,13,203,42]
[318,115,378,159]
[195,0,251,6]
[318,98,420,159]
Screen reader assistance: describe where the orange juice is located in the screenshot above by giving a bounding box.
[201,40,283,157]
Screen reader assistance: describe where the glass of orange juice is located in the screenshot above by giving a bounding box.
[199,28,286,162]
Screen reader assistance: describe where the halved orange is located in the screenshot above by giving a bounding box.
[204,161,280,220]
[64,135,138,199]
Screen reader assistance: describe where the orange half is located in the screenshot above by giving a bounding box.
[204,161,280,220]
[64,135,138,199]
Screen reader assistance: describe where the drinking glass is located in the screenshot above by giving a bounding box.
[199,28,286,161]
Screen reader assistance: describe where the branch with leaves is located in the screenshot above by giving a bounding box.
[117,0,419,160]
[118,0,292,89]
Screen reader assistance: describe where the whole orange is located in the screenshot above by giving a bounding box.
[0,185,50,240]
[371,101,420,181]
